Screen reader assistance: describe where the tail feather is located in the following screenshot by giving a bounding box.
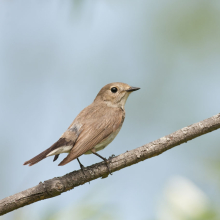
[24,138,74,166]
[53,154,59,162]
[23,147,52,166]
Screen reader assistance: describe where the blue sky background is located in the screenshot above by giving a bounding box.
[1,0,220,219]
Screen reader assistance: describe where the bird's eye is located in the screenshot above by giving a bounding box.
[111,87,118,93]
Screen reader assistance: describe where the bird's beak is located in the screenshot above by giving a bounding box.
[125,86,140,92]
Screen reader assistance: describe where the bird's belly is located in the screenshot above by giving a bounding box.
[84,127,121,155]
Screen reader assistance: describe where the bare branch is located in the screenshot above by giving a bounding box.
[1,113,220,216]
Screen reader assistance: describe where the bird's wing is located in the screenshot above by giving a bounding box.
[58,110,124,166]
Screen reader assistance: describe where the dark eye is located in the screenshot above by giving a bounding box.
[111,87,118,93]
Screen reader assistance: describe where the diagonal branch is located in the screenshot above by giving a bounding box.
[1,113,220,216]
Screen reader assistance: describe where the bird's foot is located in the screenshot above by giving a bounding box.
[103,158,112,175]
[108,154,115,160]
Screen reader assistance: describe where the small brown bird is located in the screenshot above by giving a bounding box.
[23,82,140,173]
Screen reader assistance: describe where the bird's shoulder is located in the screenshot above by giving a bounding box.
[74,102,125,123]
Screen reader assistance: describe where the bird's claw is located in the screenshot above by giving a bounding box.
[108,154,115,160]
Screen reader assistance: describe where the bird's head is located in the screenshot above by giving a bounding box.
[94,82,140,109]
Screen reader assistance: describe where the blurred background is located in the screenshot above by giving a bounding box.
[1,0,220,219]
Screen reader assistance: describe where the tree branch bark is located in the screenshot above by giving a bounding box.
[1,113,220,216]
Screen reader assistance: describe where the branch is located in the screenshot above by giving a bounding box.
[1,113,220,216]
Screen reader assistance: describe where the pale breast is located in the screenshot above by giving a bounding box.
[84,127,121,155]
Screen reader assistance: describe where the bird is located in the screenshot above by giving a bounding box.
[23,82,140,174]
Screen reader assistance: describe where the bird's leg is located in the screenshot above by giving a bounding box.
[77,158,86,175]
[92,152,112,175]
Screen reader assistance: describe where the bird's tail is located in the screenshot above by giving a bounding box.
[23,147,52,166]
[23,138,73,166]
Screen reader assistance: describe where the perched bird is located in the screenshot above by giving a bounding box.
[23,82,140,173]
